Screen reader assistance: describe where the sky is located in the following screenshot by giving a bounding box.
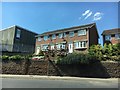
[1,2,119,45]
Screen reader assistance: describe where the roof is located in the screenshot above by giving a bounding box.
[36,23,96,37]
[0,25,38,35]
[101,28,120,35]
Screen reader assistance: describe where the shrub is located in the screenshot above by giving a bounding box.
[38,50,44,56]
[9,55,23,61]
[56,53,94,64]
[89,44,120,61]
[1,55,9,60]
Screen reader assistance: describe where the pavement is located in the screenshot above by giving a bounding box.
[0,74,118,81]
[0,74,119,88]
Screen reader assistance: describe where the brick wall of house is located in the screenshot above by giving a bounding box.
[35,28,90,53]
[89,26,99,46]
[103,35,120,45]
[35,23,99,53]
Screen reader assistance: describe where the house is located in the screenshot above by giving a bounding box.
[101,28,120,45]
[0,25,38,54]
[35,23,99,54]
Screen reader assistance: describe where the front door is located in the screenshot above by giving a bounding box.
[36,46,40,55]
[68,42,73,53]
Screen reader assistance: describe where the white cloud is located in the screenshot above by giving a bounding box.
[93,12,103,21]
[82,10,90,16]
[84,11,92,19]
[79,10,103,21]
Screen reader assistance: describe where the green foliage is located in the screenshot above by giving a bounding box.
[56,53,95,64]
[1,54,33,61]
[89,44,103,60]
[38,50,44,56]
[9,55,24,61]
[89,43,120,61]
[1,55,9,60]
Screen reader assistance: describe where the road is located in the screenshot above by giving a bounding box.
[1,77,119,88]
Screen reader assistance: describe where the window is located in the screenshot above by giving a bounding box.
[63,32,66,37]
[69,31,74,37]
[16,29,21,38]
[78,29,86,36]
[52,34,56,39]
[38,37,41,41]
[56,44,61,50]
[44,35,49,41]
[42,44,48,51]
[58,33,63,38]
[115,34,120,39]
[74,41,87,48]
[105,35,111,41]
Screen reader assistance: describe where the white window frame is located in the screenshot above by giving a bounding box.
[105,35,111,41]
[78,29,86,36]
[115,34,120,39]
[69,31,74,37]
[44,35,49,41]
[52,34,56,39]
[58,33,63,38]
[42,44,48,51]
[63,32,66,37]
[74,41,87,49]
[38,37,41,41]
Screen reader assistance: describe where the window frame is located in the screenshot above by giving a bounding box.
[38,37,42,41]
[78,29,87,36]
[74,41,87,48]
[105,35,111,41]
[44,35,49,41]
[16,29,21,38]
[115,34,120,39]
[69,31,74,37]
[58,33,63,38]
[52,34,56,39]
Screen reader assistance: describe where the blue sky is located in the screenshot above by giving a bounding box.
[1,2,119,45]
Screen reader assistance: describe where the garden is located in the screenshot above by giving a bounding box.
[1,43,120,64]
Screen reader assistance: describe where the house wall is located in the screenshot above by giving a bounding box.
[103,35,120,45]
[0,27,15,52]
[35,25,99,53]
[89,26,99,47]
[13,26,37,53]
[35,28,89,53]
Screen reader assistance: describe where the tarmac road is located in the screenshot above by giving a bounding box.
[1,76,119,88]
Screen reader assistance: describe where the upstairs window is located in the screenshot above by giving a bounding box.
[69,31,74,37]
[115,34,120,39]
[16,29,21,38]
[63,32,66,37]
[52,34,56,39]
[105,35,111,41]
[38,37,41,41]
[78,29,86,36]
[58,33,63,38]
[44,35,49,41]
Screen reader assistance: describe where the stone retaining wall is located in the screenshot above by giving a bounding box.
[2,60,27,75]
[1,60,120,78]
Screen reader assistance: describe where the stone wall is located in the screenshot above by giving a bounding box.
[1,60,120,78]
[2,60,27,75]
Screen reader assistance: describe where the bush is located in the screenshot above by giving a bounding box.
[1,55,9,60]
[89,44,120,61]
[9,55,24,61]
[56,53,94,64]
[38,50,44,56]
